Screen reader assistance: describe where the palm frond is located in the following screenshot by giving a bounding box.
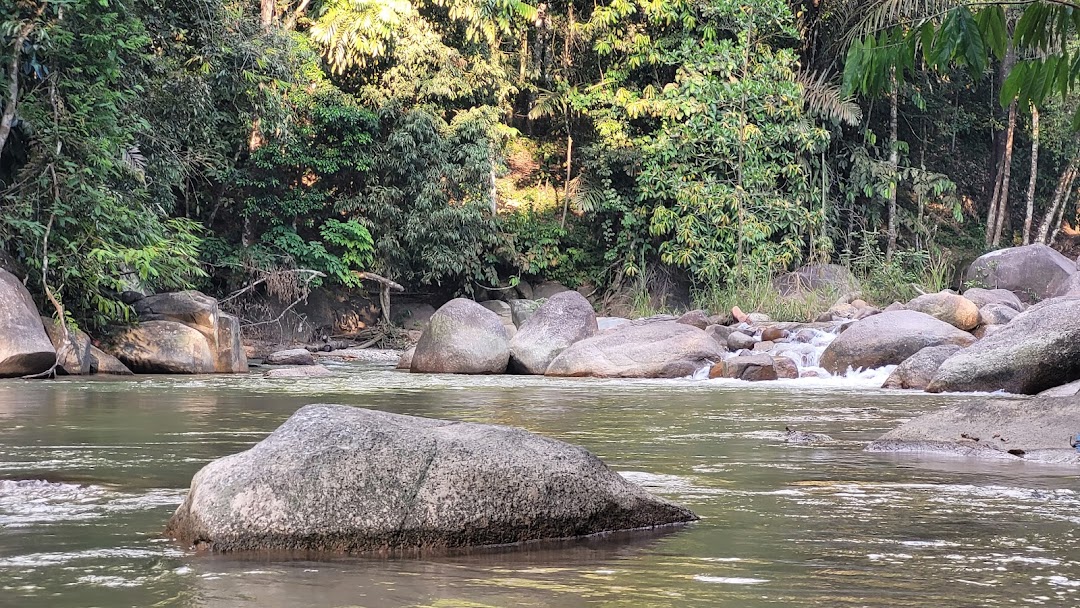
[797,70,863,126]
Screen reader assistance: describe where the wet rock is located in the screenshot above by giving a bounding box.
[773,356,800,379]
[214,314,248,374]
[41,317,93,375]
[978,303,1018,326]
[705,325,737,347]
[675,309,710,330]
[964,244,1075,303]
[928,297,1080,394]
[709,354,778,381]
[165,404,697,553]
[904,292,980,331]
[866,396,1080,464]
[783,427,833,444]
[793,329,818,343]
[819,310,975,374]
[130,290,247,373]
[411,299,510,375]
[103,321,216,374]
[88,346,133,375]
[760,327,788,342]
[0,269,56,377]
[747,312,771,324]
[265,349,316,366]
[396,347,415,370]
[264,364,334,379]
[546,321,723,379]
[881,345,962,390]
[727,331,757,351]
[509,292,598,375]
[752,341,775,352]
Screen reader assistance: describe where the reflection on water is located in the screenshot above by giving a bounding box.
[1,365,1078,607]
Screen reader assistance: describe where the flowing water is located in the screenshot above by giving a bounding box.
[1,361,1079,607]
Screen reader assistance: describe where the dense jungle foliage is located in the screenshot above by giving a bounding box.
[3,0,1080,328]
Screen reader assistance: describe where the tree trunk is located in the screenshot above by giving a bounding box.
[1023,105,1040,244]
[987,44,1018,245]
[260,0,274,32]
[992,101,1018,247]
[886,76,899,261]
[1036,160,1077,244]
[0,7,46,155]
[561,130,572,229]
[1050,177,1077,244]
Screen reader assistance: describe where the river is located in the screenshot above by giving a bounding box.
[1,363,1079,607]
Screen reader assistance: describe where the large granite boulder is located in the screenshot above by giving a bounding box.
[88,346,133,375]
[964,244,1074,302]
[927,297,1080,394]
[102,321,216,374]
[819,310,975,374]
[510,299,543,328]
[978,303,1018,326]
[904,292,980,331]
[773,264,859,297]
[411,299,510,374]
[131,291,247,373]
[165,404,696,553]
[881,345,962,390]
[41,317,93,375]
[545,321,724,378]
[866,396,1080,464]
[509,292,598,375]
[0,269,56,377]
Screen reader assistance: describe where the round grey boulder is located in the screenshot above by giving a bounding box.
[0,269,56,377]
[165,404,697,553]
[881,344,962,390]
[411,299,510,374]
[819,310,975,374]
[962,287,1024,312]
[102,320,216,374]
[927,297,1080,394]
[964,244,1075,303]
[509,292,597,375]
[546,321,724,378]
[978,303,1018,326]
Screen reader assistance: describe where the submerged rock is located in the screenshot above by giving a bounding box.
[165,404,697,553]
[927,297,1080,394]
[783,427,833,444]
[0,269,56,377]
[545,321,723,378]
[866,396,1080,464]
[509,291,597,375]
[264,365,333,379]
[411,299,510,375]
[818,310,974,375]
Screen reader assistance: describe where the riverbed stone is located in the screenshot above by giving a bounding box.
[103,320,216,374]
[396,346,415,370]
[675,309,710,330]
[818,310,975,375]
[961,287,1025,312]
[964,244,1075,303]
[774,356,800,379]
[264,364,334,379]
[978,303,1018,326]
[265,348,315,366]
[866,396,1080,464]
[411,299,510,375]
[760,327,788,342]
[509,292,598,375]
[41,317,93,375]
[727,331,757,352]
[165,404,697,553]
[546,321,723,378]
[904,292,980,331]
[88,346,133,375]
[927,297,1080,394]
[881,345,962,390]
[710,354,778,381]
[0,269,56,378]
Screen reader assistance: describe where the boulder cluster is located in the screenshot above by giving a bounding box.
[0,268,247,377]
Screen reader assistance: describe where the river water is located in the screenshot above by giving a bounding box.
[1,363,1079,607]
